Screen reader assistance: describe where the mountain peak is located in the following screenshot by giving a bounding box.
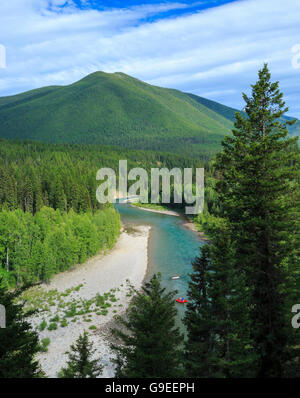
[0,72,298,159]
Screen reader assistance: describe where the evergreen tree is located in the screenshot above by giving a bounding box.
[214,64,300,377]
[184,245,215,377]
[185,225,256,378]
[20,176,34,214]
[110,274,183,378]
[59,331,103,378]
[0,170,17,211]
[0,281,43,377]
[33,182,44,214]
[208,224,256,378]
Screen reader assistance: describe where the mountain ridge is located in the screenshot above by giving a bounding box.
[0,71,298,159]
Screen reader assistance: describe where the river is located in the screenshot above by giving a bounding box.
[115,203,204,323]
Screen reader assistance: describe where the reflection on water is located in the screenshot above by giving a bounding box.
[115,203,204,324]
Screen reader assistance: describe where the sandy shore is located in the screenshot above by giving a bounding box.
[114,191,139,203]
[29,225,150,378]
[132,204,180,217]
[131,203,210,242]
[181,218,210,242]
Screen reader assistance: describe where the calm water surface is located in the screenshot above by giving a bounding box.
[115,203,204,323]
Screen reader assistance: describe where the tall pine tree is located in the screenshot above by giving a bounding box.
[214,64,300,377]
[0,281,43,377]
[59,331,103,378]
[185,224,255,378]
[184,245,215,377]
[110,274,183,378]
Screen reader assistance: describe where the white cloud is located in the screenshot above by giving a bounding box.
[0,0,300,117]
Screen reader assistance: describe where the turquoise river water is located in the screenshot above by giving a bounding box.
[115,203,204,323]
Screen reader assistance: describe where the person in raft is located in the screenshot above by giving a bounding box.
[177,297,187,303]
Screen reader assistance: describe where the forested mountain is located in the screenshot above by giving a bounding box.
[187,93,300,137]
[1,72,298,159]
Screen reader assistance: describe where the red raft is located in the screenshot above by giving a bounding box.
[176,297,188,304]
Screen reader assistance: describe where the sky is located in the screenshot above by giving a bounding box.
[0,0,300,117]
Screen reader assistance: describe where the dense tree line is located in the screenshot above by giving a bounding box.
[0,206,120,286]
[0,139,204,214]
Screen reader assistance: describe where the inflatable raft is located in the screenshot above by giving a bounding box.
[176,297,188,304]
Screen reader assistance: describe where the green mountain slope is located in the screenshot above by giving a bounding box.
[187,92,300,134]
[0,71,298,159]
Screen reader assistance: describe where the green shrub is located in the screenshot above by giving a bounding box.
[39,337,51,352]
[65,303,77,318]
[74,284,83,292]
[48,322,58,331]
[89,325,97,330]
[39,319,47,331]
[50,314,59,322]
[95,293,105,307]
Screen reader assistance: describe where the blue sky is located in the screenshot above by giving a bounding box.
[0,0,300,117]
[72,1,240,24]
[57,1,238,13]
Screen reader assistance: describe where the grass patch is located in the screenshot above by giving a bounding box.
[39,319,47,331]
[38,337,51,353]
[89,325,97,330]
[48,322,58,331]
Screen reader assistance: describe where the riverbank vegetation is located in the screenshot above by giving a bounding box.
[0,206,120,287]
